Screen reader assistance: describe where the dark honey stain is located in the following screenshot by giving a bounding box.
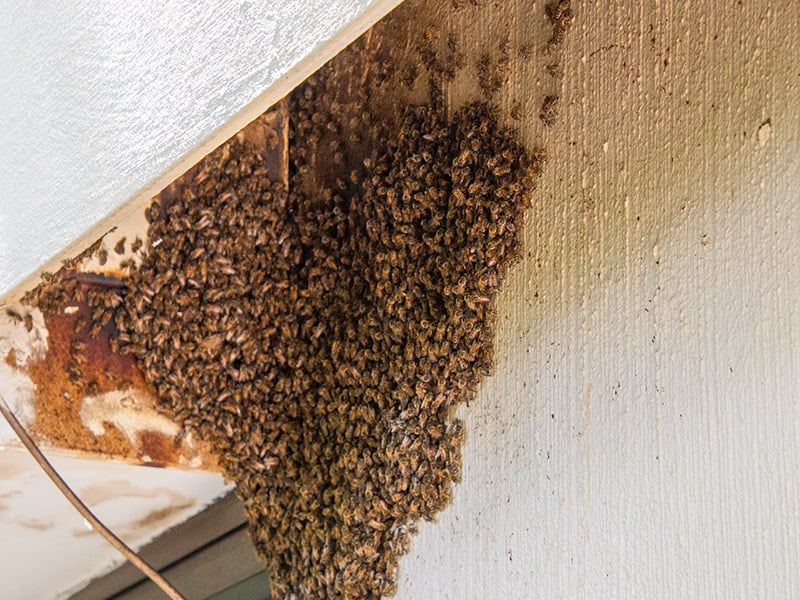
[139,430,179,467]
[4,348,15,368]
[26,278,155,460]
[155,102,288,217]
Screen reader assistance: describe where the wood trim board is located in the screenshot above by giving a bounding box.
[71,493,255,600]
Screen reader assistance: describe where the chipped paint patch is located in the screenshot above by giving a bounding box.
[0,306,48,440]
[0,305,49,365]
[80,389,180,446]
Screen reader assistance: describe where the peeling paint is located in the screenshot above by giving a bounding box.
[80,390,180,444]
[0,306,49,440]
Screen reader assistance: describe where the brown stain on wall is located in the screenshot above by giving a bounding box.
[123,500,196,533]
[4,348,16,368]
[70,481,195,538]
[19,518,54,531]
[78,479,157,505]
[71,499,196,539]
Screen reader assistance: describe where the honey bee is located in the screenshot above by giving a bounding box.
[539,94,560,127]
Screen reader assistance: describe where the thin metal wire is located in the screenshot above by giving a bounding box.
[0,391,185,600]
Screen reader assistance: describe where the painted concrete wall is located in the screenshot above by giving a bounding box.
[0,0,400,297]
[397,1,800,598]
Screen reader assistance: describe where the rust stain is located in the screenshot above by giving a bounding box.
[139,430,178,467]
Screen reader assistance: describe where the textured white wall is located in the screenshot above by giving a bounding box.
[0,0,400,297]
[397,1,800,598]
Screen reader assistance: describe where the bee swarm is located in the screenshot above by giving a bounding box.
[114,97,538,598]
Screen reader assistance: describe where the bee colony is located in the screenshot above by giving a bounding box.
[16,0,572,597]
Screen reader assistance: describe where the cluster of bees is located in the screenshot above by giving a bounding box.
[113,63,538,599]
[21,2,571,597]
[544,0,573,55]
